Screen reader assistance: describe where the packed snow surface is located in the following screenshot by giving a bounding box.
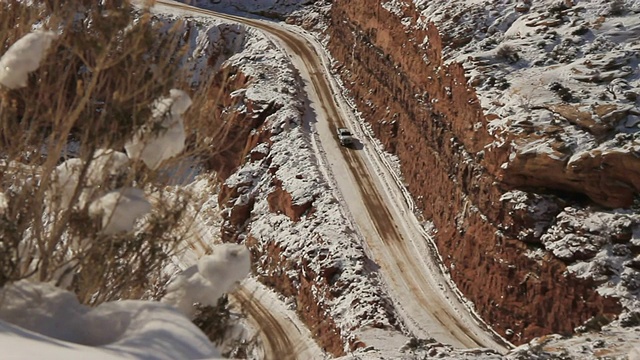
[0,281,221,360]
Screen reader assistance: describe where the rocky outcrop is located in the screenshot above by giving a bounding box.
[267,178,315,222]
[205,65,279,181]
[209,43,399,354]
[503,131,640,208]
[246,236,348,356]
[210,66,352,356]
[325,0,628,344]
[500,101,640,208]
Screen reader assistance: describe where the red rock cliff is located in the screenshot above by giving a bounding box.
[209,59,398,355]
[325,0,623,344]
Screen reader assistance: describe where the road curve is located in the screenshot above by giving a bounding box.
[232,287,296,360]
[157,0,509,353]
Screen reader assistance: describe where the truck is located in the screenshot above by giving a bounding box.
[336,127,354,147]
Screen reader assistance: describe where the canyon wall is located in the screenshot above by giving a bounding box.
[325,0,624,344]
[204,66,349,356]
[208,58,399,355]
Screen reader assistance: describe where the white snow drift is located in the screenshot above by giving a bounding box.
[0,281,221,360]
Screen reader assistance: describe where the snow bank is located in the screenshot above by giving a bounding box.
[0,281,220,359]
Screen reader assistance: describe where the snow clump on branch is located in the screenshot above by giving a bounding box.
[88,187,151,235]
[49,149,130,210]
[0,192,7,215]
[125,89,192,169]
[162,243,251,316]
[0,31,57,89]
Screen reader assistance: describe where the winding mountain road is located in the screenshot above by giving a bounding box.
[232,287,295,360]
[157,0,510,355]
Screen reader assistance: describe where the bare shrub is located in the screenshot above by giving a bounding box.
[610,0,627,16]
[193,296,233,345]
[496,43,520,64]
[0,0,228,304]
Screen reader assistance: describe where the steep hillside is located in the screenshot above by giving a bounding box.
[162,9,401,356]
[323,0,640,345]
[176,0,640,357]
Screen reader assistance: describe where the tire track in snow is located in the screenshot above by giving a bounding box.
[233,287,296,360]
[157,0,509,352]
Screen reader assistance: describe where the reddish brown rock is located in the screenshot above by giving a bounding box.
[502,140,640,208]
[325,0,623,344]
[204,65,279,181]
[245,235,347,357]
[208,63,351,354]
[266,179,315,222]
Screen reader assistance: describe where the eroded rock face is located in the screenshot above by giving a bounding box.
[205,65,280,181]
[267,179,315,222]
[210,48,398,354]
[211,65,352,355]
[502,118,640,208]
[325,0,628,344]
[246,236,351,356]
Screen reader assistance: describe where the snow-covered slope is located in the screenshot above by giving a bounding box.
[153,1,401,355]
[0,281,220,360]
[167,0,640,358]
[2,0,639,359]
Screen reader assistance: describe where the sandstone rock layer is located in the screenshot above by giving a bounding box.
[326,0,622,344]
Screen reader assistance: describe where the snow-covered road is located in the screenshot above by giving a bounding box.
[233,280,323,360]
[157,0,509,354]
